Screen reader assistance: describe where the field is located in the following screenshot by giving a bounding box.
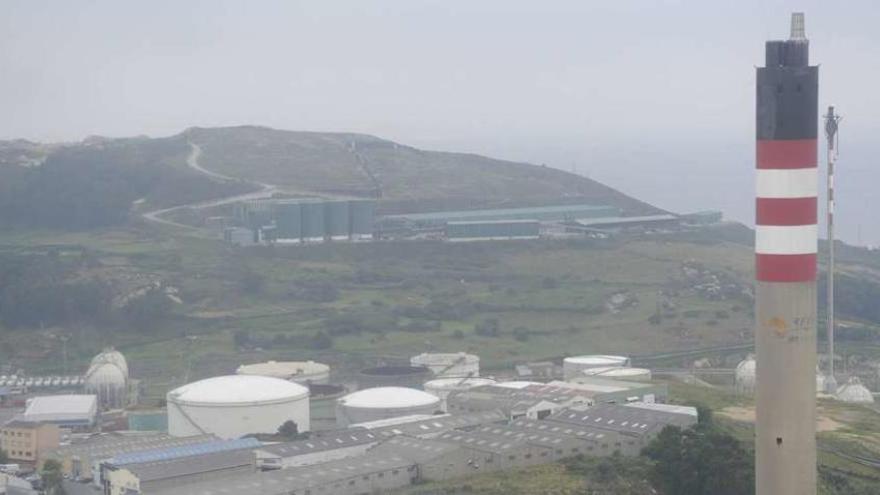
[0,224,760,401]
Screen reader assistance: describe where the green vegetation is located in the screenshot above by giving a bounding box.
[40,459,65,495]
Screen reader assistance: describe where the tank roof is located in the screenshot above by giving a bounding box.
[424,377,496,389]
[339,387,439,409]
[168,375,309,405]
[583,367,650,377]
[564,355,629,365]
[236,360,329,377]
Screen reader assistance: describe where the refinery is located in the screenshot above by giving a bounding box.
[0,7,878,495]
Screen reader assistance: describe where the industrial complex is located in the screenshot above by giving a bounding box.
[221,196,723,246]
[0,345,713,494]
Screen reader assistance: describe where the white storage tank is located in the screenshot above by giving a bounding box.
[563,355,630,380]
[91,348,129,380]
[236,360,330,385]
[582,366,652,382]
[424,377,496,412]
[335,387,441,427]
[735,355,757,395]
[167,375,310,439]
[410,352,480,378]
[836,377,875,404]
[494,381,541,389]
[84,362,128,409]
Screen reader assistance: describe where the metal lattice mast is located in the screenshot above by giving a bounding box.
[824,106,841,393]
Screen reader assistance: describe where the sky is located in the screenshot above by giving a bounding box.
[1,1,878,244]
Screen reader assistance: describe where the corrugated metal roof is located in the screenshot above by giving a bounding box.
[110,437,261,466]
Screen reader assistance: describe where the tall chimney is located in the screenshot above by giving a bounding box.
[755,12,818,495]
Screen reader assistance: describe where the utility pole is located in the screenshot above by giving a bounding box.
[824,106,841,393]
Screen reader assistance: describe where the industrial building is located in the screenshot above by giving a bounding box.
[166,375,310,439]
[446,379,667,421]
[102,447,257,495]
[564,214,680,233]
[22,395,97,430]
[0,420,60,465]
[382,204,620,229]
[235,360,330,385]
[254,429,382,469]
[40,433,218,481]
[446,220,540,241]
[99,438,260,494]
[350,411,506,440]
[335,387,441,427]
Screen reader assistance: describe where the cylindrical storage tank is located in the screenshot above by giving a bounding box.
[424,377,496,412]
[308,383,347,432]
[91,348,129,380]
[336,387,441,427]
[167,375,310,439]
[236,361,330,385]
[735,355,757,395]
[410,353,480,379]
[582,367,652,382]
[494,381,541,389]
[324,200,351,240]
[357,365,432,390]
[563,355,630,381]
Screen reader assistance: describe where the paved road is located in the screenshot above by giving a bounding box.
[141,142,278,229]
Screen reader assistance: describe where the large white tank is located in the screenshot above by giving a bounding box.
[563,355,629,380]
[735,355,757,395]
[167,375,310,439]
[410,353,480,378]
[335,387,441,427]
[236,360,330,385]
[424,377,496,412]
[836,377,874,403]
[494,381,541,389]
[582,366,652,382]
[84,362,128,409]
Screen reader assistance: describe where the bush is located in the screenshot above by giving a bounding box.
[451,329,465,339]
[512,326,530,342]
[474,318,500,337]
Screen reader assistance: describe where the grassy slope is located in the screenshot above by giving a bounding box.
[185,126,662,215]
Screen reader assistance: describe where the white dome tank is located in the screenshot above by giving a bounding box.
[410,352,480,378]
[836,377,874,403]
[582,366,652,382]
[735,355,756,395]
[236,360,330,385]
[167,375,310,439]
[91,348,129,380]
[563,355,629,380]
[335,387,441,427]
[424,377,496,412]
[85,362,128,409]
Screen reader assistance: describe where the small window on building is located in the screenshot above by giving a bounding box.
[392,470,399,475]
[348,480,355,486]
[540,452,548,457]
[508,455,516,460]
[524,454,531,459]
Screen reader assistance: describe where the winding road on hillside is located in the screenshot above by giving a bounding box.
[141,142,279,229]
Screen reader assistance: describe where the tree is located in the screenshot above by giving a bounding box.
[642,423,754,495]
[278,420,299,439]
[41,459,65,495]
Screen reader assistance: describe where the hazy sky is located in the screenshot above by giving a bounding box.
[2,1,878,243]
